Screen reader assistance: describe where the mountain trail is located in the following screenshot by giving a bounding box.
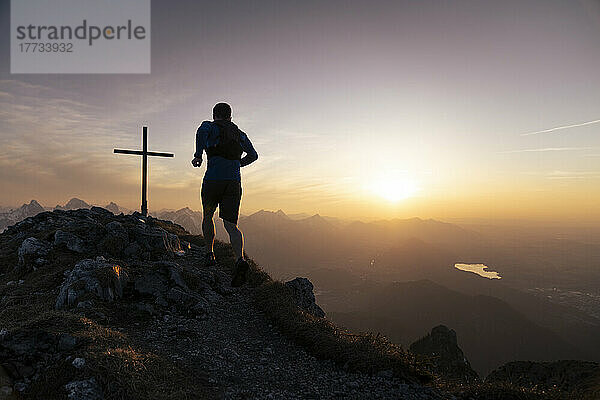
[128,246,443,399]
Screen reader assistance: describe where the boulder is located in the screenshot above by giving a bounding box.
[57,334,78,351]
[409,325,479,383]
[54,230,86,253]
[133,224,182,257]
[65,377,103,400]
[105,221,128,239]
[284,277,325,318]
[123,242,142,259]
[17,237,50,271]
[56,258,128,309]
[99,221,129,256]
[132,261,215,316]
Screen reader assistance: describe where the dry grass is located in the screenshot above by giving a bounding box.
[0,233,213,400]
[445,381,568,400]
[16,313,214,400]
[180,233,431,383]
[253,278,431,384]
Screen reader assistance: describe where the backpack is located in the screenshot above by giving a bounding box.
[206,120,244,161]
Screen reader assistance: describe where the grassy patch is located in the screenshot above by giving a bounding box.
[179,233,429,383]
[253,278,431,384]
[19,313,215,400]
[446,381,569,400]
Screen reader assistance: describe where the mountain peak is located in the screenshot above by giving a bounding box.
[57,198,91,210]
[104,202,120,214]
[247,209,289,220]
[302,213,329,225]
[410,325,479,383]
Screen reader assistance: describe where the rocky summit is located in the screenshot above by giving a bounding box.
[0,208,445,400]
[1,208,598,400]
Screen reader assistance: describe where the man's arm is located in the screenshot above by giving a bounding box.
[192,124,208,167]
[239,131,258,167]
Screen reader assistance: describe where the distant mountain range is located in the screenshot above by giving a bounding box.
[0,200,45,232]
[0,198,131,232]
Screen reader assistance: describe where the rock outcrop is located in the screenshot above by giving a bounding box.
[65,377,103,400]
[6,208,184,267]
[55,258,128,309]
[410,325,479,383]
[16,237,50,273]
[284,277,325,318]
[54,230,88,254]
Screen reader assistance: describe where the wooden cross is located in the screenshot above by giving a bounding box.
[114,126,174,217]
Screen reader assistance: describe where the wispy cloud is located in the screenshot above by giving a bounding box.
[499,147,595,154]
[520,119,600,136]
[546,170,600,180]
[0,79,190,207]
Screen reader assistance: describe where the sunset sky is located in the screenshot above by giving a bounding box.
[1,0,599,222]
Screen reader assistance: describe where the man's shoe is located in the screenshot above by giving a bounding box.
[205,252,216,267]
[231,258,249,287]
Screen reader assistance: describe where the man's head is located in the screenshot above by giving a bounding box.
[213,102,232,120]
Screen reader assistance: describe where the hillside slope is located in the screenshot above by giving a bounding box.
[1,208,593,399]
[0,208,440,400]
[328,280,580,375]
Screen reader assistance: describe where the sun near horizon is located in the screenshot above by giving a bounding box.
[1,0,599,224]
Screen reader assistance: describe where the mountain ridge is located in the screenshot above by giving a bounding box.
[1,207,598,399]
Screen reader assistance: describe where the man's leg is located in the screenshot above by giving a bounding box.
[202,211,216,254]
[223,219,244,261]
[226,219,248,287]
[201,180,220,259]
[220,181,248,287]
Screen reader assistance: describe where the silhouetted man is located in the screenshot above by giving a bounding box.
[192,103,258,286]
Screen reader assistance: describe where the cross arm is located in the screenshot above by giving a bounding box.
[114,149,174,157]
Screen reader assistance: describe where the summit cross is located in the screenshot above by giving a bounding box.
[114,126,174,217]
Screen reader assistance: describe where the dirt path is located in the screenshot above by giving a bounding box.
[127,247,446,400]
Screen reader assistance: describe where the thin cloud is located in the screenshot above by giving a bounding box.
[546,170,600,180]
[499,147,595,154]
[520,119,600,136]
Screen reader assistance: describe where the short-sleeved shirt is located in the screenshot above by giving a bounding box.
[195,120,258,182]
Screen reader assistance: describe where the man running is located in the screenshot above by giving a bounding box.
[191,102,258,287]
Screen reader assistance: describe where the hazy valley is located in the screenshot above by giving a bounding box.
[2,199,599,379]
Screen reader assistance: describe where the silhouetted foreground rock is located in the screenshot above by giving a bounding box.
[410,325,479,384]
[5,207,183,268]
[284,277,325,318]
